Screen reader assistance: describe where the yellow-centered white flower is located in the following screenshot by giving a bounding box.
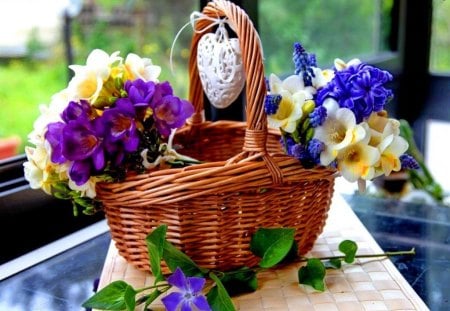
[67,49,121,103]
[267,74,314,133]
[125,53,161,82]
[334,58,361,71]
[314,99,367,165]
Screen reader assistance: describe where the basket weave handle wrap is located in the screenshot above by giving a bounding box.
[188,0,268,152]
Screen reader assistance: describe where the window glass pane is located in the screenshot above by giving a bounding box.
[259,0,394,75]
[0,0,196,158]
[430,0,450,73]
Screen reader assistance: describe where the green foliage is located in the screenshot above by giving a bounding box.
[82,280,137,310]
[83,225,415,310]
[298,258,326,291]
[250,227,295,268]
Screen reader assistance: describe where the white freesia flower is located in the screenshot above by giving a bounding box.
[314,99,367,165]
[125,53,161,82]
[68,177,98,199]
[375,134,409,177]
[336,139,380,182]
[334,58,361,71]
[67,49,122,103]
[267,74,314,133]
[24,146,53,194]
[311,67,334,89]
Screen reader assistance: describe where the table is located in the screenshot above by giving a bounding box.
[0,191,447,310]
[96,194,429,311]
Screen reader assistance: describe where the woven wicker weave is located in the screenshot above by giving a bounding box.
[97,0,336,273]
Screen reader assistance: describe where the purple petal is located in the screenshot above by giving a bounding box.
[167,267,188,290]
[69,160,92,185]
[161,292,183,311]
[188,277,206,294]
[45,122,66,164]
[193,295,212,311]
[91,147,105,171]
[62,122,100,161]
[181,301,192,311]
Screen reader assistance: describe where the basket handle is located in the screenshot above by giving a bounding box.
[188,1,279,172]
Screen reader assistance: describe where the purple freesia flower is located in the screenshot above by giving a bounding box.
[317,63,393,122]
[152,95,194,137]
[101,100,140,154]
[119,79,156,120]
[45,122,66,164]
[61,100,92,123]
[162,267,211,311]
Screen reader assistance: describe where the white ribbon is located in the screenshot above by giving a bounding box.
[169,11,235,74]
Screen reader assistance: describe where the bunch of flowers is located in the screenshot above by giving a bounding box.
[23,49,196,214]
[265,42,418,184]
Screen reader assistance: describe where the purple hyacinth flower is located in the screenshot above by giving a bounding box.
[309,106,327,127]
[264,94,282,115]
[162,268,211,311]
[400,154,419,170]
[152,95,194,137]
[307,139,325,165]
[46,122,67,164]
[317,62,393,122]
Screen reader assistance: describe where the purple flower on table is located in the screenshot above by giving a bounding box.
[316,63,393,122]
[151,95,194,137]
[162,267,211,311]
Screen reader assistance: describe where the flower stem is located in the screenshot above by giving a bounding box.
[299,248,416,262]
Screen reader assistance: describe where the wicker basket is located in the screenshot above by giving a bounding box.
[97,0,336,273]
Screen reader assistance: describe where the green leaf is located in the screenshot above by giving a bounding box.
[143,289,162,310]
[124,285,136,311]
[298,258,326,292]
[324,258,342,269]
[220,267,258,296]
[339,240,358,263]
[207,272,236,311]
[250,228,295,268]
[146,225,167,283]
[82,280,136,310]
[163,240,208,276]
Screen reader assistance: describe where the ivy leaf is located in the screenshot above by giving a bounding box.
[207,272,236,311]
[82,280,136,310]
[324,258,342,269]
[220,267,258,296]
[298,258,326,292]
[250,228,295,268]
[146,225,167,284]
[162,240,208,276]
[339,240,358,263]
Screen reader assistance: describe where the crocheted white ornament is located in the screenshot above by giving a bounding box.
[197,24,245,109]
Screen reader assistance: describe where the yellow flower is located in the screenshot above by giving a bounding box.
[314,100,367,165]
[374,134,409,177]
[336,140,380,182]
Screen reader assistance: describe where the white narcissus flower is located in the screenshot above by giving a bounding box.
[311,67,334,89]
[314,99,367,165]
[67,49,122,103]
[24,146,53,194]
[334,58,361,71]
[336,139,380,182]
[267,74,314,133]
[125,53,161,82]
[68,177,98,199]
